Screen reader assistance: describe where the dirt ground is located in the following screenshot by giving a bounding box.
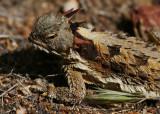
[0,0,160,113]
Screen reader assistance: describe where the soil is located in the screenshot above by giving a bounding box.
[0,0,160,113]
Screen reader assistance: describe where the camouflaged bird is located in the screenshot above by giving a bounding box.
[28,9,160,104]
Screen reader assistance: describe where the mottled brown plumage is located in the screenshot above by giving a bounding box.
[28,9,160,104]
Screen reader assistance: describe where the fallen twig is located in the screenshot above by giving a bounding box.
[16,78,31,96]
[2,96,4,113]
[0,82,20,98]
[0,35,10,39]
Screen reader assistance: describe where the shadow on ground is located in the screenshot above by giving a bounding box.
[0,47,60,75]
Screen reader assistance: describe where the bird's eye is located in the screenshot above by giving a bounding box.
[47,34,57,39]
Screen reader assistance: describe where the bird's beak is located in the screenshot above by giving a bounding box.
[63,8,81,20]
